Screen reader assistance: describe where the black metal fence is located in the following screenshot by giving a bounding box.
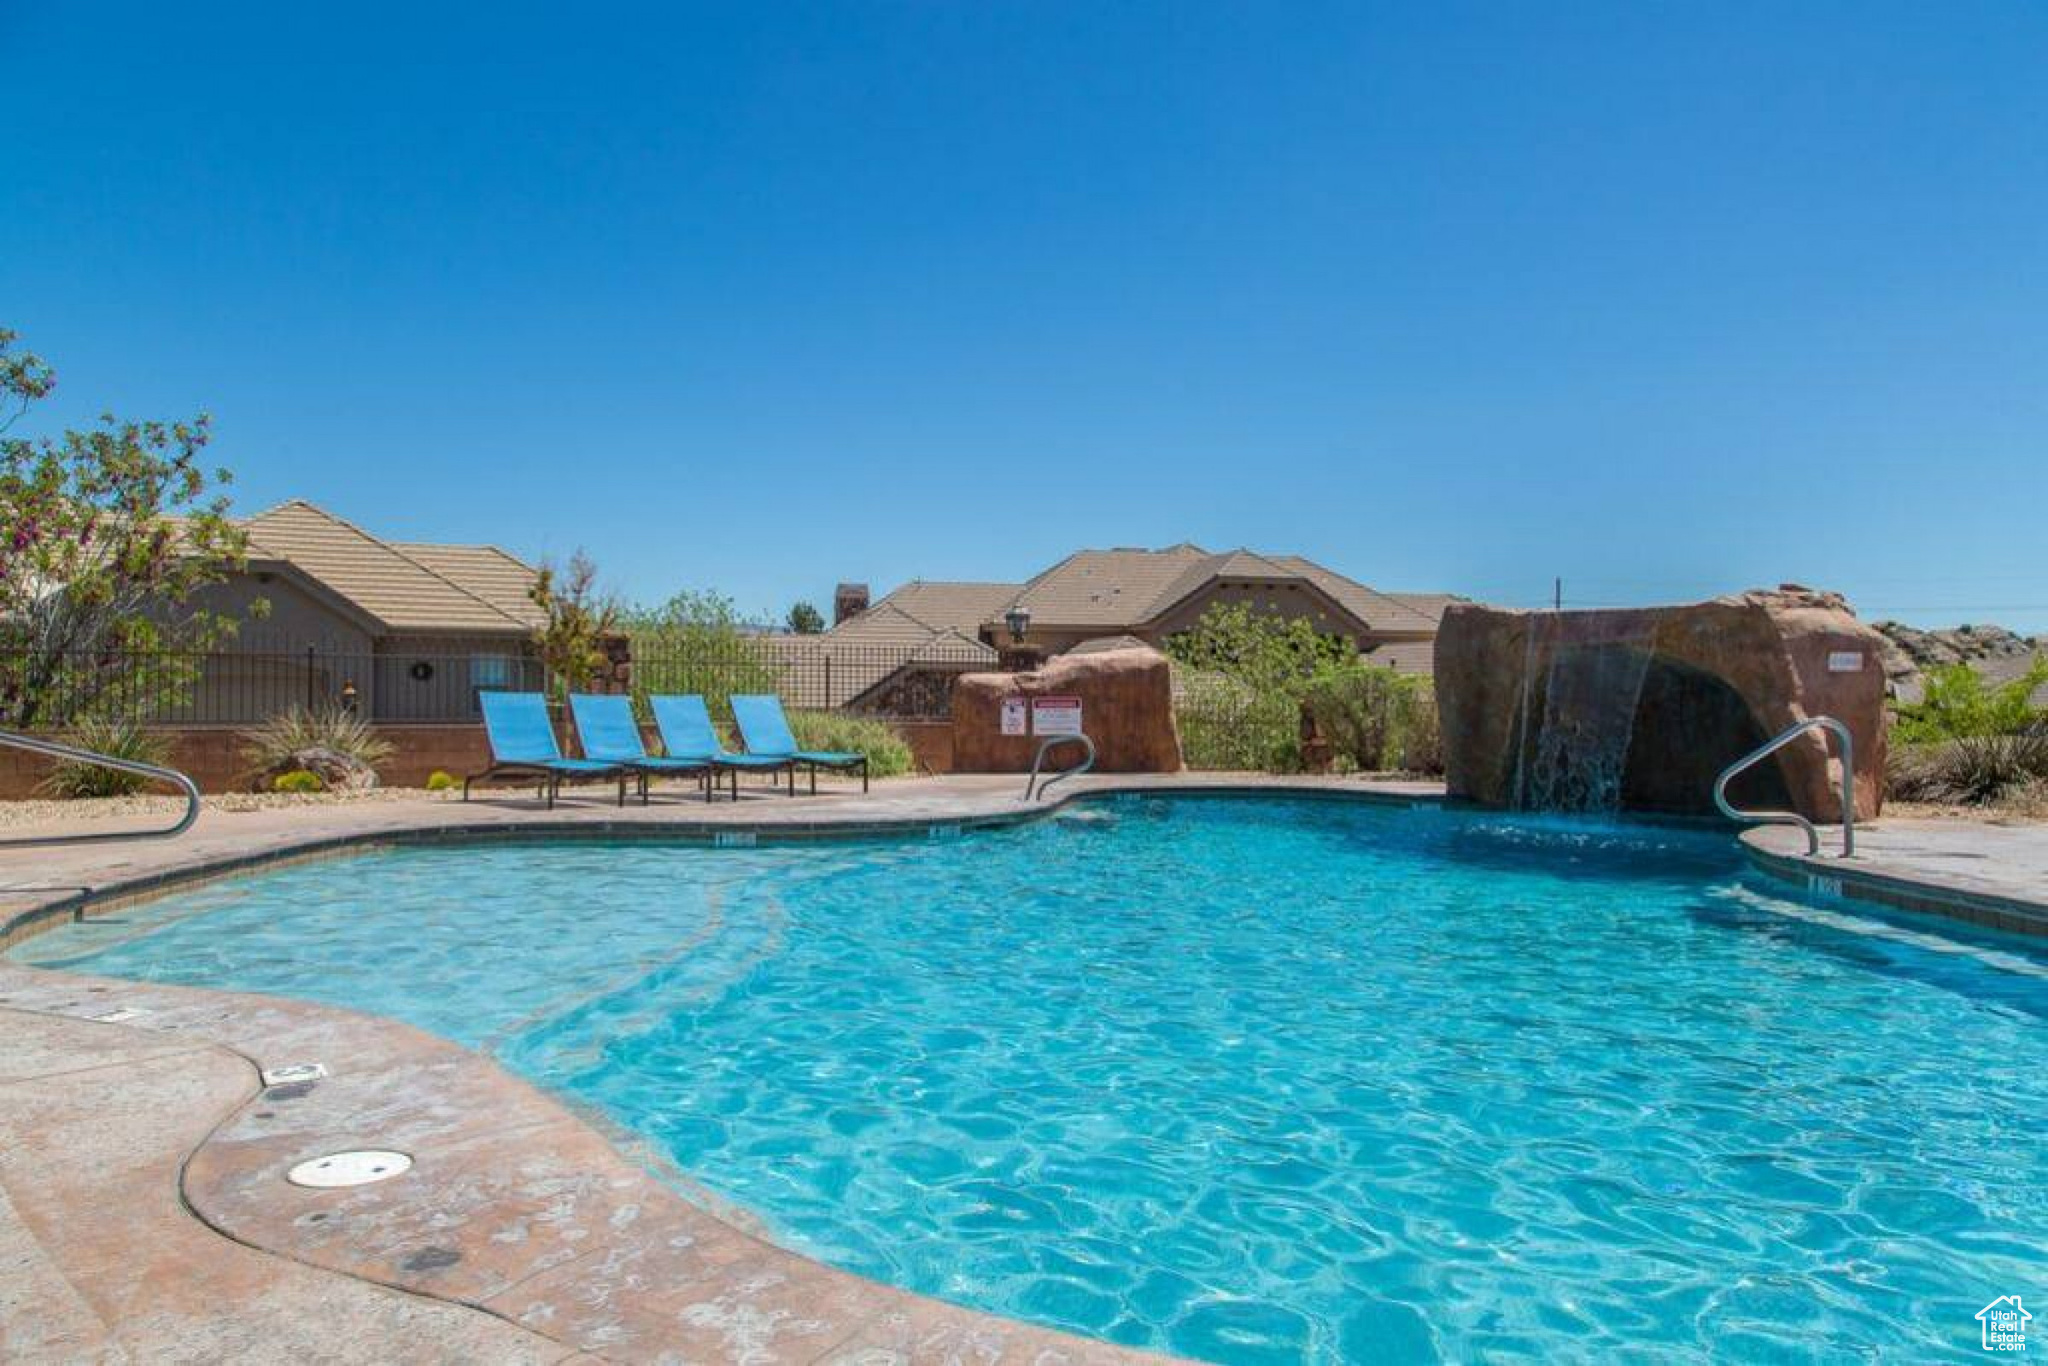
[1,639,989,728]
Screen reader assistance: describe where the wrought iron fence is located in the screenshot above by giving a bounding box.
[0,639,986,728]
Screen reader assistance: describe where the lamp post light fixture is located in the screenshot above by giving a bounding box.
[1004,605,1031,644]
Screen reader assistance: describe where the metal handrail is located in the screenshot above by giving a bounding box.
[1712,716,1855,858]
[1024,732,1095,802]
[0,728,201,848]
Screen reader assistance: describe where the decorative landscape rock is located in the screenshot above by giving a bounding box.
[952,645,1183,773]
[253,746,380,793]
[1435,587,1888,821]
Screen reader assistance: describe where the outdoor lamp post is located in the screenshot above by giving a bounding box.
[999,606,1038,672]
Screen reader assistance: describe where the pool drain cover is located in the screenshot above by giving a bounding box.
[287,1150,412,1189]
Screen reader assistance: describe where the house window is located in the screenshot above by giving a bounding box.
[472,654,516,689]
[469,654,519,714]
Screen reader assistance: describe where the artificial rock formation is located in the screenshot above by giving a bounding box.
[251,745,381,792]
[1436,587,1888,821]
[952,645,1184,773]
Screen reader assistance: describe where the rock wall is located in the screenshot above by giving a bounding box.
[952,646,1183,773]
[1436,587,1889,821]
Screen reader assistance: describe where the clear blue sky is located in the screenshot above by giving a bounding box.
[6,3,2045,629]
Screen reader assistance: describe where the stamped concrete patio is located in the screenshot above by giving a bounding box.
[2,773,2042,1363]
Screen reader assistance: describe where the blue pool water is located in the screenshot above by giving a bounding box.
[15,796,2047,1362]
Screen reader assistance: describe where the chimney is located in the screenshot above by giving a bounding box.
[834,582,870,625]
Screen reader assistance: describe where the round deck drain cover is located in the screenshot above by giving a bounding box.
[287,1150,412,1189]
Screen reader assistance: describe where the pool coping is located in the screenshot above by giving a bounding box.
[1738,826,2048,939]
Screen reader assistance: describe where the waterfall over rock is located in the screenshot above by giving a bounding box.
[1435,588,1891,821]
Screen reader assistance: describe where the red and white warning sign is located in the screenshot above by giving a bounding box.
[1031,695,1084,736]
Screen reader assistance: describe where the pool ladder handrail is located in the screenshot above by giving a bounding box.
[0,727,201,848]
[1712,715,1855,858]
[1023,731,1095,802]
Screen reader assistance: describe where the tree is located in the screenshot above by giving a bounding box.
[786,600,825,634]
[528,549,620,696]
[621,589,778,717]
[0,326,251,728]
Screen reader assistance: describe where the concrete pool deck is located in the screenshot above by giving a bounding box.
[2,773,2043,1362]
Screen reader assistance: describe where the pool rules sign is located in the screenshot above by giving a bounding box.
[1000,695,1028,736]
[1031,695,1084,736]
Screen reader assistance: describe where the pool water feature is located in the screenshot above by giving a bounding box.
[15,797,2047,1363]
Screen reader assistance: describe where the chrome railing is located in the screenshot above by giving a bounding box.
[0,729,201,848]
[1712,716,1855,858]
[1024,732,1096,802]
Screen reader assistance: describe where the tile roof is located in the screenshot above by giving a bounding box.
[760,611,996,708]
[1262,557,1446,633]
[1360,638,1438,674]
[237,500,539,636]
[393,543,549,630]
[1000,544,1218,628]
[969,545,1456,636]
[866,581,1022,636]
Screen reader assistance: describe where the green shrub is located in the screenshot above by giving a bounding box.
[271,769,326,794]
[425,770,458,792]
[787,711,915,778]
[1174,673,1302,771]
[240,706,394,775]
[1887,732,2048,805]
[1893,658,2048,744]
[1395,685,1444,775]
[624,590,781,718]
[1298,667,1443,774]
[39,717,175,799]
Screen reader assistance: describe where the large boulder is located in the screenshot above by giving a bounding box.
[953,646,1183,773]
[253,746,380,792]
[1436,587,1888,820]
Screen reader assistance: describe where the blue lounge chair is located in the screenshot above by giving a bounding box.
[569,693,716,804]
[649,694,796,800]
[466,692,627,808]
[731,694,869,795]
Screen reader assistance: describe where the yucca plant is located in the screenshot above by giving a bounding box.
[240,706,394,775]
[40,717,175,799]
[1887,731,2048,805]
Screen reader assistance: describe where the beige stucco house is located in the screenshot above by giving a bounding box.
[779,544,1458,714]
[840,544,1452,665]
[181,500,546,722]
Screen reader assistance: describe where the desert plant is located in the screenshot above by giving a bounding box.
[530,549,621,696]
[425,769,458,792]
[271,769,326,794]
[1893,658,2048,744]
[38,716,174,798]
[1886,731,2048,805]
[787,711,916,778]
[240,706,394,774]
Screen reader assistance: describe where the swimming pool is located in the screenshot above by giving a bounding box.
[15,796,2046,1362]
